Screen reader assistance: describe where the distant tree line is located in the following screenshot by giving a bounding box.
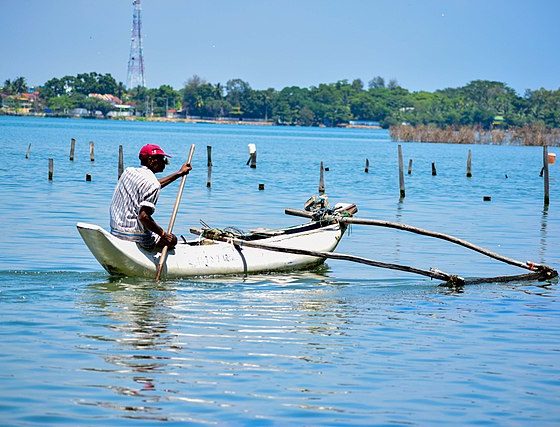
[2,73,560,129]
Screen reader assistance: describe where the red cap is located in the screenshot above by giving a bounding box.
[138,144,172,159]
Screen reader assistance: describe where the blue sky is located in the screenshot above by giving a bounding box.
[1,0,559,95]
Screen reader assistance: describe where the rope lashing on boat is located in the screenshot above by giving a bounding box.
[303,196,358,224]
[197,219,250,244]
[199,227,241,241]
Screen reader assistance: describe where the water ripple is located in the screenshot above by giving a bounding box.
[1,118,560,425]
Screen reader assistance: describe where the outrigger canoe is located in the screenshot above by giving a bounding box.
[77,203,357,278]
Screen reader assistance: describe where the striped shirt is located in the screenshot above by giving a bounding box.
[110,166,161,247]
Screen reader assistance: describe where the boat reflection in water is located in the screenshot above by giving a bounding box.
[78,270,357,422]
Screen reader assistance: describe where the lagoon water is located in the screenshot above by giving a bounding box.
[0,116,559,425]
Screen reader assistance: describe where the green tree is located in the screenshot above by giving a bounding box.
[387,79,400,90]
[116,82,127,99]
[183,75,219,116]
[350,92,388,121]
[272,86,312,125]
[310,83,344,125]
[23,71,560,129]
[73,72,118,95]
[40,73,121,101]
[41,76,72,98]
[2,76,28,95]
[351,78,364,91]
[80,96,114,117]
[128,85,151,116]
[47,95,76,115]
[12,76,28,94]
[2,79,13,95]
[152,84,180,116]
[225,78,252,116]
[96,73,119,95]
[525,89,560,127]
[299,105,316,126]
[368,76,385,89]
[458,80,519,127]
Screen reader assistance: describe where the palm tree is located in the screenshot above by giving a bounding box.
[12,77,28,94]
[3,79,13,95]
[116,82,127,100]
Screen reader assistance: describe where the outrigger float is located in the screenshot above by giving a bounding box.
[77,195,557,286]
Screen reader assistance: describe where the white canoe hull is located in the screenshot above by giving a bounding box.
[77,221,347,278]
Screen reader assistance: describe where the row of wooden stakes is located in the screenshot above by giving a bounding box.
[40,139,124,181]
[34,139,552,205]
[394,144,551,205]
[39,141,263,189]
[321,144,552,205]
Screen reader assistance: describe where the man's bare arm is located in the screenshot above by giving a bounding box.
[158,162,192,188]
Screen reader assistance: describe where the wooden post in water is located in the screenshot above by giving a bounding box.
[466,149,472,177]
[407,159,413,175]
[364,158,369,173]
[250,152,257,168]
[206,145,212,188]
[69,138,76,161]
[48,158,53,180]
[543,145,550,205]
[25,143,31,159]
[398,145,405,199]
[118,145,124,180]
[89,141,95,162]
[319,161,325,195]
[247,143,257,168]
[431,162,437,176]
[85,173,92,181]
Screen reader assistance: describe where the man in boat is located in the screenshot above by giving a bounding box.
[110,144,192,251]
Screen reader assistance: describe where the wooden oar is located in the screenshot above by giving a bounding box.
[155,144,196,281]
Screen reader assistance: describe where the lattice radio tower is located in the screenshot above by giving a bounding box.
[127,0,146,88]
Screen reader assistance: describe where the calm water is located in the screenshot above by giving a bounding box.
[0,116,559,425]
